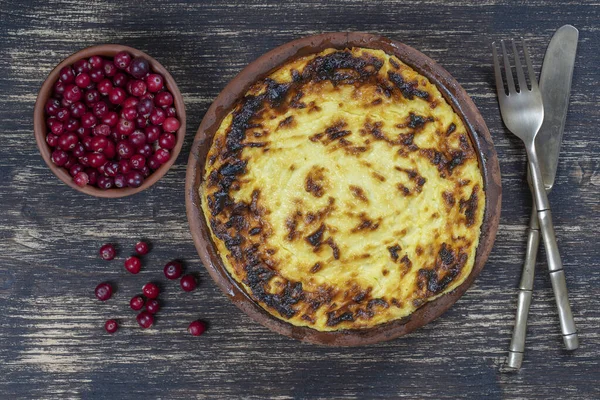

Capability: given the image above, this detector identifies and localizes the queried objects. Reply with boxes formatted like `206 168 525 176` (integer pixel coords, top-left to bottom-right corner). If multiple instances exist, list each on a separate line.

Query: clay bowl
34 44 186 198
186 32 502 346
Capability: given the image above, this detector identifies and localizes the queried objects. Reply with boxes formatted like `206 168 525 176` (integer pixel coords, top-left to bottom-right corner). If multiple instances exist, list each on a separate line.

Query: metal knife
507 25 579 370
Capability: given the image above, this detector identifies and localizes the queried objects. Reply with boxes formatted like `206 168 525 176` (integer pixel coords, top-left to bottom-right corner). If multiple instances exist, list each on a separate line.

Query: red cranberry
88 153 107 168
102 111 119 127
154 148 171 164
97 176 114 190
114 51 132 70
145 299 160 314
129 154 146 170
155 91 173 107
104 140 116 159
69 102 85 119
135 241 149 255
129 130 146 147
117 141 134 158
58 133 79 151
149 108 166 125
121 107 138 121
84 89 100 105
97 163 107 176
90 136 108 152
69 163 84 176
147 156 161 170
59 66 75 83
97 78 113 95
130 295 145 311
122 96 139 109
64 155 77 169
89 69 105 83
124 256 141 274
118 159 132 174
114 174 126 188
112 72 128 87
163 117 180 133
64 84 82 103
51 149 69 166
135 116 148 128
142 282 160 299
95 282 113 301
72 144 86 159
89 55 103 69
65 119 80 132
48 119 64 135
136 311 154 329
93 124 111 137
140 166 151 177
137 144 153 157
109 87 126 105
55 108 69 123
129 80 147 97
73 171 89 187
46 134 59 147
104 161 119 177
75 73 91 88
45 98 61 115
146 74 164 92
73 59 91 74
164 261 183 280
103 60 117 77
82 136 93 151
180 274 197 292
60 97 72 108
166 106 177 117
126 171 144 188
130 57 150 79
188 320 206 336
91 101 108 118
53 80 67 96
158 133 176 150
136 98 154 116
81 112 97 129
145 126 161 143
116 119 135 136
86 169 98 185
99 243 116 261
104 319 118 334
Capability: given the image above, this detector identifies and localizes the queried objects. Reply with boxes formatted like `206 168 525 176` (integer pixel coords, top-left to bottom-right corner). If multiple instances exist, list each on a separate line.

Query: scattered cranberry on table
142 282 160 299
99 243 116 260
164 260 183 280
145 299 160 314
124 255 142 274
188 320 206 336
130 295 145 311
95 282 113 301
104 319 118 334
136 311 154 329
45 51 180 190
180 274 197 292
135 241 149 255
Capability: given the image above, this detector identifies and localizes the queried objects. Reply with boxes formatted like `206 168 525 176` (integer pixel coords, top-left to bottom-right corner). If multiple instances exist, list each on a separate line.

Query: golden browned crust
200 48 485 331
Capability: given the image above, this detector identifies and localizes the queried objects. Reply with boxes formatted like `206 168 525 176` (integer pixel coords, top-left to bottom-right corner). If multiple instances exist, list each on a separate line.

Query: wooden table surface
1 0 599 398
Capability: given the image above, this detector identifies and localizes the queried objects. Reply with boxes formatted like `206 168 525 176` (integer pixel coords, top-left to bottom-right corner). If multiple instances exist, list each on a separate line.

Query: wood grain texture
0 0 598 398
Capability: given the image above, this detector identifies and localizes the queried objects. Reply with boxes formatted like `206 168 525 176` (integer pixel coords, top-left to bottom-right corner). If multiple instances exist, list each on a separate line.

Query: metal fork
492 39 578 357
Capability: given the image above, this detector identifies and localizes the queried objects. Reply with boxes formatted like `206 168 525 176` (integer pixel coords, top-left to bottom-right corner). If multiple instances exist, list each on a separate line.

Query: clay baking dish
33 44 186 198
186 32 501 346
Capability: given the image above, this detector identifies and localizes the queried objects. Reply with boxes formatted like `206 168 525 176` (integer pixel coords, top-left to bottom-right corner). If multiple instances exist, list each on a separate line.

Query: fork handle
507 207 539 369
527 147 579 350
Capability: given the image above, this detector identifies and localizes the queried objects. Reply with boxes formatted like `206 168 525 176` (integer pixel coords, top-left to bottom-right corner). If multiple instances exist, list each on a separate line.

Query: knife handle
538 209 579 350
507 207 539 369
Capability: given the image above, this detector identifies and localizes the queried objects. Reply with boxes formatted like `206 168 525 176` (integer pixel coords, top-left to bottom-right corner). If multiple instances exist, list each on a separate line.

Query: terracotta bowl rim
33 44 186 198
185 32 502 346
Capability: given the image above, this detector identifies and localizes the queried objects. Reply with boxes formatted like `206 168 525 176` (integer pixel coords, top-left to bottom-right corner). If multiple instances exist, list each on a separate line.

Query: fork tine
521 38 538 88
492 42 506 98
511 40 528 91
501 40 516 94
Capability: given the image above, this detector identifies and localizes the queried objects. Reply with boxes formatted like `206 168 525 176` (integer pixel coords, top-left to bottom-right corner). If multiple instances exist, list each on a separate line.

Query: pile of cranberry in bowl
34 45 186 197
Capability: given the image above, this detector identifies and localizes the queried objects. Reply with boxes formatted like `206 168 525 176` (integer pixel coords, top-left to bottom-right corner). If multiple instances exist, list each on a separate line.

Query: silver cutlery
492 37 578 360
506 25 579 370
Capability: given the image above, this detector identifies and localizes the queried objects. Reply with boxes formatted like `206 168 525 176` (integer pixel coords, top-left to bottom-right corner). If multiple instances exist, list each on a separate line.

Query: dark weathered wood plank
0 0 598 398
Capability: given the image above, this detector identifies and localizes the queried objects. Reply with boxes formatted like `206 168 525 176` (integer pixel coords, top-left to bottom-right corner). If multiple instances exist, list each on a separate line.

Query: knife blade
538 24 579 190
507 25 579 370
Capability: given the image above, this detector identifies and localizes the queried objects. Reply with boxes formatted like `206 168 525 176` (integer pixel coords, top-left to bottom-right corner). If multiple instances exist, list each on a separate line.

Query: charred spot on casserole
200 48 485 331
